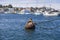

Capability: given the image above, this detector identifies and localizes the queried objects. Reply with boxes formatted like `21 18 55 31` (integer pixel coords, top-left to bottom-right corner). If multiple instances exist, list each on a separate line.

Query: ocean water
0 13 60 40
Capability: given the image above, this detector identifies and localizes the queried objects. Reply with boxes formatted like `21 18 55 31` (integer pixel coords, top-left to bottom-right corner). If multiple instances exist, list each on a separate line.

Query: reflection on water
0 13 60 40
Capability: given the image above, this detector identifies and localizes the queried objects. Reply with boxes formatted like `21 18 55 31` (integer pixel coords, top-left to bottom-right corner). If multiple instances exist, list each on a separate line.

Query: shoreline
0 5 60 16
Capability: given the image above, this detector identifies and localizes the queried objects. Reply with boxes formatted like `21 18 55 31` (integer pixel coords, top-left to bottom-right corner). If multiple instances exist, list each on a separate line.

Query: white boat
34 10 42 15
43 11 58 16
34 12 41 15
20 9 31 14
4 8 16 14
0 8 4 13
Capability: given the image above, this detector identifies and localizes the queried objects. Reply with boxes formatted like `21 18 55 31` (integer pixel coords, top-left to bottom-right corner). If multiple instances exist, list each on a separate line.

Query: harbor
0 5 60 16
0 0 60 40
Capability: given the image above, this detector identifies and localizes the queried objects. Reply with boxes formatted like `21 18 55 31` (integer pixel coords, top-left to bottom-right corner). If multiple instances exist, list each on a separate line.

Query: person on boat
25 18 35 29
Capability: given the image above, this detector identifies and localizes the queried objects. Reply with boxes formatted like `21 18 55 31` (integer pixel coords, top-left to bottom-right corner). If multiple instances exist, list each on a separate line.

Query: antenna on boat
36 0 38 7
43 0 45 7
50 0 52 8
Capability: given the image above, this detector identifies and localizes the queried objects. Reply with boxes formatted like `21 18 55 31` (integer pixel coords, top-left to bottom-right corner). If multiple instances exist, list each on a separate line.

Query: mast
50 0 52 8
43 0 45 7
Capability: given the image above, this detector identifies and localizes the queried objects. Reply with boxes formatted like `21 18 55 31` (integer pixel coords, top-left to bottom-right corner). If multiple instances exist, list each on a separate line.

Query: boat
34 10 42 15
0 8 4 13
58 12 60 16
20 9 31 14
43 11 58 16
25 18 35 29
58 14 60 16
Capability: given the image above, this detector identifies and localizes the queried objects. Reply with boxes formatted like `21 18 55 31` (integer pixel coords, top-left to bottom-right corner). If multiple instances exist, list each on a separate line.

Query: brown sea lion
25 18 35 29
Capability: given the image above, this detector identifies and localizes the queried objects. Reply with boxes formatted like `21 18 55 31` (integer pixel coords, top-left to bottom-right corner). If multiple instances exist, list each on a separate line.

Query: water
0 13 60 40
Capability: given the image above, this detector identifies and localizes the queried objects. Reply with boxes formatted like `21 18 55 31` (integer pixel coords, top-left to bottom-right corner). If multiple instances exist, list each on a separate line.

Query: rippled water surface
0 13 60 40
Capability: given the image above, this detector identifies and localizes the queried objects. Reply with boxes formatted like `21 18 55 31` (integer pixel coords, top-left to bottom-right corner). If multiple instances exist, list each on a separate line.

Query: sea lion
25 18 35 29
